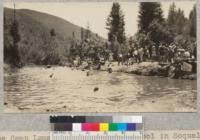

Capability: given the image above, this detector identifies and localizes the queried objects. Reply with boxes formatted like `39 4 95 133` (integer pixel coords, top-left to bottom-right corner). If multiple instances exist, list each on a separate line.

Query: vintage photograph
3 1 197 113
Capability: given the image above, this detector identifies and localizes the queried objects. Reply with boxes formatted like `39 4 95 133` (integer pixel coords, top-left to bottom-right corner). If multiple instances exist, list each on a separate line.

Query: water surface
4 66 197 112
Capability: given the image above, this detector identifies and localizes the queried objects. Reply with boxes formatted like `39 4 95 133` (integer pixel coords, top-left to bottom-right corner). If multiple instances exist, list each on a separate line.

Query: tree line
106 2 196 60
7 2 196 67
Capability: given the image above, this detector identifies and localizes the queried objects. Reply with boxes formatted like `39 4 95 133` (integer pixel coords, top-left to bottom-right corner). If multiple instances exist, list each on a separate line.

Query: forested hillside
4 8 104 65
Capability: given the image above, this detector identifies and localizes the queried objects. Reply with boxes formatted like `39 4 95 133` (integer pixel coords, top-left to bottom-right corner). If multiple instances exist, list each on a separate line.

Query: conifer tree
106 2 126 44
138 2 164 34
167 2 177 27
189 5 196 38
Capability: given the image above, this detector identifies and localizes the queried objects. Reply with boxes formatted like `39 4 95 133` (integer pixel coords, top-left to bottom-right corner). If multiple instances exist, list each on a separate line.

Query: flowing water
4 66 197 112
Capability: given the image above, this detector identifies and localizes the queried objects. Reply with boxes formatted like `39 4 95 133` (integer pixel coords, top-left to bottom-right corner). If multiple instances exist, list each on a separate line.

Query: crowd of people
69 37 197 69
115 42 197 66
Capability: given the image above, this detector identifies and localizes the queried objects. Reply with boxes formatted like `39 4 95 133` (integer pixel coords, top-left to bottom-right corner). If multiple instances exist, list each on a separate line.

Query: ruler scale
50 116 143 140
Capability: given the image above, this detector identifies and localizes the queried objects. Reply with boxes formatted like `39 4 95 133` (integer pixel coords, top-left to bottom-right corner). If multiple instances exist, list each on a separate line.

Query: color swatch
50 116 142 123
50 116 143 132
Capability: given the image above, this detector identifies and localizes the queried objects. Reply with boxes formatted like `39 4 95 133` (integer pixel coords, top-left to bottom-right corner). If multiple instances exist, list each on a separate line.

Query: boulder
181 62 192 72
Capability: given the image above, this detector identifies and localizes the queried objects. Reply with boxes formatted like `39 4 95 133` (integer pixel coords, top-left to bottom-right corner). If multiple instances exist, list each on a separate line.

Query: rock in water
63 105 67 108
93 87 99 92
49 73 54 78
86 71 90 76
47 65 51 68
108 68 112 73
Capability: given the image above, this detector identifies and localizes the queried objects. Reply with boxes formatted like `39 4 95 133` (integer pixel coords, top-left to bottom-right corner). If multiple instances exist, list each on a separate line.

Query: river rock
93 87 99 92
182 74 197 80
131 62 162 76
182 62 192 72
46 65 51 68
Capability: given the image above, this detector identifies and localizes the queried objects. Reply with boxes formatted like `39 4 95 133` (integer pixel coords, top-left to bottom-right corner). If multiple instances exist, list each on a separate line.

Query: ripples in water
4 66 197 112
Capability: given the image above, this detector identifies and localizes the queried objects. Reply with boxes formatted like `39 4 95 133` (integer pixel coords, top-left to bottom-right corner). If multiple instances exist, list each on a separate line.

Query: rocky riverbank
99 61 197 80
4 60 197 80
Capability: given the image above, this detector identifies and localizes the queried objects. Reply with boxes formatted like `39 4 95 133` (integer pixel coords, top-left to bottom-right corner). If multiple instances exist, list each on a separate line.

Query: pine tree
189 5 196 38
176 8 187 34
167 2 177 26
106 2 126 44
138 2 164 34
167 3 189 36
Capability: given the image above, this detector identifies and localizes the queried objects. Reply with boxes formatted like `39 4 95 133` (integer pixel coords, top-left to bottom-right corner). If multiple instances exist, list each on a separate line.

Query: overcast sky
4 1 196 39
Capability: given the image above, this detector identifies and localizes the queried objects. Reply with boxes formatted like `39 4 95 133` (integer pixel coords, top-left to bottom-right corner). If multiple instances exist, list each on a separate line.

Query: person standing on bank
159 43 165 63
138 47 144 62
151 44 157 60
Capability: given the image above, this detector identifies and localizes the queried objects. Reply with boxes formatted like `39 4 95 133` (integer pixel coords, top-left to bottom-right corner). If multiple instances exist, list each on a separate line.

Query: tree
167 2 177 27
85 22 91 39
10 21 20 44
189 5 196 38
110 35 121 60
137 2 167 53
134 32 153 49
167 3 189 36
106 2 126 44
148 19 174 46
138 2 164 34
176 8 187 34
10 21 21 66
72 31 75 38
50 28 56 36
81 27 84 41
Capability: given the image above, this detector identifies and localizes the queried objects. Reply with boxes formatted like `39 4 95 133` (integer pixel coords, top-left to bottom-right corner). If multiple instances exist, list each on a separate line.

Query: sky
4 1 196 39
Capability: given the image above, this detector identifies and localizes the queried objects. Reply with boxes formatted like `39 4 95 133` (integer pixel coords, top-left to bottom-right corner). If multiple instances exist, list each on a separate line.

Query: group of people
116 47 148 66
70 35 196 69
114 42 196 66
158 42 196 64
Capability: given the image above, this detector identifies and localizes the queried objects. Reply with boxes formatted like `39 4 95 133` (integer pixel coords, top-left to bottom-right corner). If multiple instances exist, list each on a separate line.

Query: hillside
4 8 105 65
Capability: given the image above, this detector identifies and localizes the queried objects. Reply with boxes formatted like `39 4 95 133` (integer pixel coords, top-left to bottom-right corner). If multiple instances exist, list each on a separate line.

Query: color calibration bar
50 116 143 132
50 116 143 140
50 116 142 123
51 122 142 132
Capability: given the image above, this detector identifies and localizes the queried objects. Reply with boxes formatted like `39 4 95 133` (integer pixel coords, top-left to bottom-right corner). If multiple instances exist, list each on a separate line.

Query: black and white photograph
3 1 197 113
